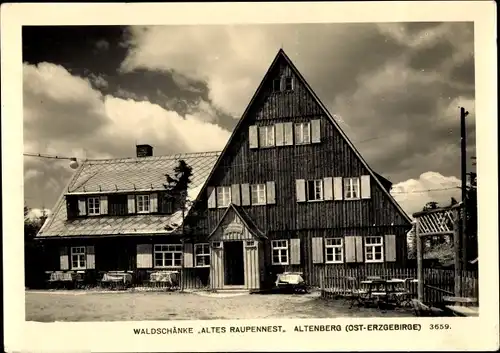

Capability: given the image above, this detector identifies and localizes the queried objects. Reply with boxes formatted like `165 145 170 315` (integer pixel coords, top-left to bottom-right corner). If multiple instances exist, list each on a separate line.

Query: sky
22 23 476 217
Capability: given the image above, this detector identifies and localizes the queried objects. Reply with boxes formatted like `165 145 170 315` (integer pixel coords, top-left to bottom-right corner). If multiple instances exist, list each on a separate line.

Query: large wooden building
36 49 412 290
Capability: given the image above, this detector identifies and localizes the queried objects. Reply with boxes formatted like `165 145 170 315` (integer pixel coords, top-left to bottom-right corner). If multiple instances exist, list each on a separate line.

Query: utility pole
460 107 469 272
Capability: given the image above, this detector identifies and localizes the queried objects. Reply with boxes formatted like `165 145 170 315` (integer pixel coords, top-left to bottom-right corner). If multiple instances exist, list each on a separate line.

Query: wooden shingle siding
60 246 69 270
127 195 135 214
86 245 95 269
136 244 152 268
100 196 108 215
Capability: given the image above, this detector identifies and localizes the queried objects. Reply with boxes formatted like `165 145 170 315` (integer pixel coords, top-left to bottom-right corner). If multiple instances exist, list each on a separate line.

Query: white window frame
283 76 294 91
250 184 267 205
216 186 231 208
325 238 344 263
194 243 210 268
245 240 257 248
136 194 150 213
344 177 360 200
295 122 311 145
71 246 86 270
212 241 223 249
307 179 323 201
154 244 183 268
259 125 275 148
87 197 100 216
365 236 384 263
271 240 289 265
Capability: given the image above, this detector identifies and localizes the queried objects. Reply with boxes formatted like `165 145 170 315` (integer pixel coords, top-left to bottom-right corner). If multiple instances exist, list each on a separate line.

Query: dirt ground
25 290 415 322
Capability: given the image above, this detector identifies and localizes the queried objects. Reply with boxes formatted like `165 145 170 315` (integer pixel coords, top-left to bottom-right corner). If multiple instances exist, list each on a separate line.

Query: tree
24 204 47 288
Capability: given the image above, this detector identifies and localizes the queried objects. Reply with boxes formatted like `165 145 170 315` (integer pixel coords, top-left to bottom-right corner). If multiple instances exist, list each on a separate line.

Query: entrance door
224 241 244 286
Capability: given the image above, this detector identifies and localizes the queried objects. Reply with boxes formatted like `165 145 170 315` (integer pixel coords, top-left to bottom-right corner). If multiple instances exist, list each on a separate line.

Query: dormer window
137 194 150 213
87 197 100 215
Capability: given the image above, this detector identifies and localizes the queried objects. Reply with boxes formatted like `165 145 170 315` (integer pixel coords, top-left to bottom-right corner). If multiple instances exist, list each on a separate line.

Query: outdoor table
360 279 410 307
149 270 179 288
445 305 479 317
101 271 133 288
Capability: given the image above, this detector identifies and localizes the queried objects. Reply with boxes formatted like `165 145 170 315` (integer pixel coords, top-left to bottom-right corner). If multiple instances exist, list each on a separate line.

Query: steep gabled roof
190 49 412 224
37 151 220 238
208 203 267 240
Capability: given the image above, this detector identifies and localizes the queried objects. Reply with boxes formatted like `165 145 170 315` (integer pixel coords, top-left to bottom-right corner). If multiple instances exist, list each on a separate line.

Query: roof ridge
83 150 222 164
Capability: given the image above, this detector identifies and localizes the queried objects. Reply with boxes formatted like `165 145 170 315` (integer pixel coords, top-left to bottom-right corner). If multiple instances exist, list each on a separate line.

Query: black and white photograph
2 2 498 352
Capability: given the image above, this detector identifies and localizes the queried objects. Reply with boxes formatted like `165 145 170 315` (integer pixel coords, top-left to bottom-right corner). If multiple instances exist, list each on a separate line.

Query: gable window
154 244 182 267
194 243 210 267
217 186 231 208
272 78 282 92
251 184 267 205
271 240 289 265
137 194 150 213
295 122 311 144
307 179 323 201
71 246 86 270
87 197 100 215
259 125 275 148
325 238 343 263
284 76 294 91
365 236 384 263
344 177 360 200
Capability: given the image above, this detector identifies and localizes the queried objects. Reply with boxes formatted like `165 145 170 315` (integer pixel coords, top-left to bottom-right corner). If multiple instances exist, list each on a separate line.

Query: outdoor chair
345 277 368 308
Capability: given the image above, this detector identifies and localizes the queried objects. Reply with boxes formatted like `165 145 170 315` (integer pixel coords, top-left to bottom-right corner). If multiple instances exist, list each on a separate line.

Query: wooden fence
321 267 478 306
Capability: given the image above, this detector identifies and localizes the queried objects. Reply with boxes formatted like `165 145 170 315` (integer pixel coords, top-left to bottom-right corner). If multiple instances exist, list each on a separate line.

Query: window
245 240 256 248
272 78 282 92
271 240 289 265
194 243 210 267
87 197 100 215
259 125 275 148
325 238 343 263
217 186 231 208
71 246 86 269
295 122 311 144
154 244 182 267
251 184 267 205
344 177 360 200
284 76 294 91
212 241 223 249
365 236 384 263
307 179 323 201
137 194 150 213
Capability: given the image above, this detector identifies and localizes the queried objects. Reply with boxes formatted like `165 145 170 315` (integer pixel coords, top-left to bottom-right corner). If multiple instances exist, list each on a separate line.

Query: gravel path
25 290 414 322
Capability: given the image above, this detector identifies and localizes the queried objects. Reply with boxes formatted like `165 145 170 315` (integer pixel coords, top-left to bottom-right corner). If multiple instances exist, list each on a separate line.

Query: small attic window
272 78 282 92
284 76 294 91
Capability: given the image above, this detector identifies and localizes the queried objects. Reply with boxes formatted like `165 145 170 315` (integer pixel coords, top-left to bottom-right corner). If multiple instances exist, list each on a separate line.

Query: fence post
319 266 325 291
416 221 424 302
453 208 462 297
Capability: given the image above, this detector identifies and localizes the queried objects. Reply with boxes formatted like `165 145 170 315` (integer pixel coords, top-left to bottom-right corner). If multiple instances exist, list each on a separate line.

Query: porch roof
208 203 267 240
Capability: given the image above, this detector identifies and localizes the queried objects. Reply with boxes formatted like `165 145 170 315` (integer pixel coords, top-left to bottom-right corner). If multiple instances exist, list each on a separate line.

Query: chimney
136 144 153 158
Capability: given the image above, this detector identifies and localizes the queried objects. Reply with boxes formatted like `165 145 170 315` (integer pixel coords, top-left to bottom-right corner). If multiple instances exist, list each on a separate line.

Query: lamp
69 158 79 169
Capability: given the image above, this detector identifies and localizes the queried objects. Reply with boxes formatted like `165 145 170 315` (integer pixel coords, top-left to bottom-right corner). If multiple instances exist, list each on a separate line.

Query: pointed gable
190 49 411 229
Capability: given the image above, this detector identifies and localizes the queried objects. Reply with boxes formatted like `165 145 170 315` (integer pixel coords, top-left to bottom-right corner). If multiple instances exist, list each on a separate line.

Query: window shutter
333 177 343 200
266 181 276 204
361 175 371 199
355 236 364 263
184 243 194 268
296 179 306 202
241 183 251 206
249 125 258 149
99 196 108 215
127 195 135 214
207 186 216 209
150 193 158 212
311 119 321 143
311 237 324 263
136 244 152 268
231 184 241 206
78 198 86 216
290 238 301 265
323 177 333 201
284 122 293 145
86 245 95 269
59 246 69 270
345 237 356 263
275 123 284 146
385 234 397 262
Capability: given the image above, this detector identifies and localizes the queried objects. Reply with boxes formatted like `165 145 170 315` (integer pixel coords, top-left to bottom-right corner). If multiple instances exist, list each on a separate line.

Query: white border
1 2 498 352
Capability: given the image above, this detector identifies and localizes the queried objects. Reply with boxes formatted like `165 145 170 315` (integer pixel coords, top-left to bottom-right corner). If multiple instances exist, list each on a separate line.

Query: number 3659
430 324 451 330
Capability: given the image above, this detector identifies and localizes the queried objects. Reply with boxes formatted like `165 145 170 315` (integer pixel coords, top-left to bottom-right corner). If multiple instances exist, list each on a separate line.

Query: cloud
391 172 461 216
26 208 52 221
23 62 231 208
